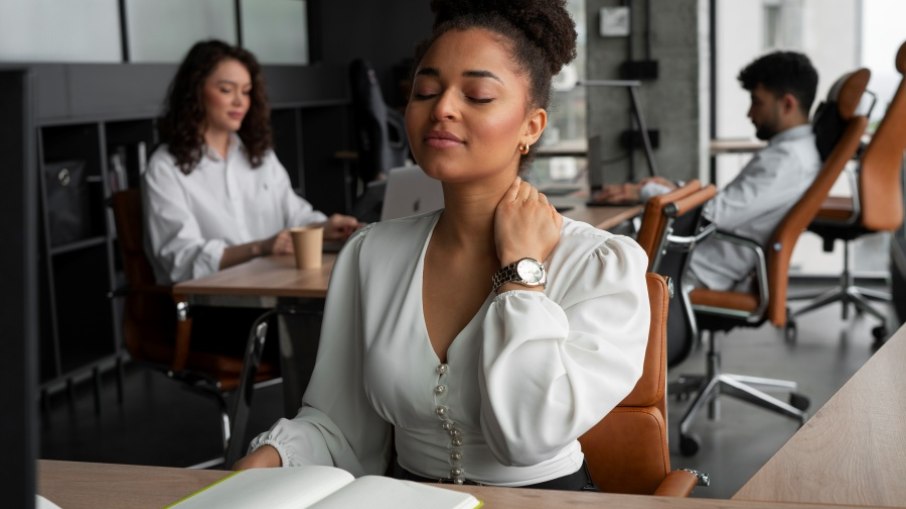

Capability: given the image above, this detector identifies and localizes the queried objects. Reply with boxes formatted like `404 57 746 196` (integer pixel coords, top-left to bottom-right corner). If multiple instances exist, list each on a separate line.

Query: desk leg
276 301 323 418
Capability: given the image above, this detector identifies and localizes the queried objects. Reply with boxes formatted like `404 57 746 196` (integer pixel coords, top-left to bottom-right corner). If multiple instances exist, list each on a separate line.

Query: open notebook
167 466 482 509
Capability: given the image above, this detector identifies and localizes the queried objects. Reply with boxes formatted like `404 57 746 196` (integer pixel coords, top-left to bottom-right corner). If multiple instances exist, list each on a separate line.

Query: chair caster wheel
871 325 888 345
789 392 810 412
679 433 700 456
784 321 797 343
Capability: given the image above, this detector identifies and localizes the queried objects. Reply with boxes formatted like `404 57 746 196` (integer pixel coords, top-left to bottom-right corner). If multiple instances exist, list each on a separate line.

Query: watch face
516 258 545 285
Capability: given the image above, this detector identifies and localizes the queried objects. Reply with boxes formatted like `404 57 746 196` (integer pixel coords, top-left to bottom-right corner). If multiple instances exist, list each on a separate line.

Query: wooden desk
173 254 336 432
734 323 906 507
564 202 644 231
174 253 335 302
37 459 886 509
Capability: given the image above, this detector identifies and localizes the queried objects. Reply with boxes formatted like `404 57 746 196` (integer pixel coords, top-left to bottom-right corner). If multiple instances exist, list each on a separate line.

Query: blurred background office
3 0 905 500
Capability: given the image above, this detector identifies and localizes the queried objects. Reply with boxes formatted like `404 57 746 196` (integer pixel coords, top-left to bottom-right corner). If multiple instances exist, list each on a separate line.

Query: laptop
380 165 444 221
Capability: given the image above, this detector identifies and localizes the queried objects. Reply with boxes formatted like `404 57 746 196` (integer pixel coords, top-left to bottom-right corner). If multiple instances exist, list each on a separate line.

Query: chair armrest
665 222 717 251
652 469 708 497
696 230 769 322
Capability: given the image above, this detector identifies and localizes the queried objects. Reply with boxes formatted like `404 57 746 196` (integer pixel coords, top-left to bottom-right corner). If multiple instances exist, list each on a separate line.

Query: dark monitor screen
0 68 38 509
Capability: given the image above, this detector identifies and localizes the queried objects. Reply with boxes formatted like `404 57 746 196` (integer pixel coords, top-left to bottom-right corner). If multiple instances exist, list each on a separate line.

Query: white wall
0 0 122 62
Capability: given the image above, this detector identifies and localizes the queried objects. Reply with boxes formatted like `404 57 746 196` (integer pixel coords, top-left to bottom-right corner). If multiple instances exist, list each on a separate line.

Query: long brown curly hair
159 40 272 174
413 0 577 171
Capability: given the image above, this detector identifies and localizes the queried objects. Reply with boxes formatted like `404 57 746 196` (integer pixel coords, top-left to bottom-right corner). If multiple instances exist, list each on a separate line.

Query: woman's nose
430 91 458 121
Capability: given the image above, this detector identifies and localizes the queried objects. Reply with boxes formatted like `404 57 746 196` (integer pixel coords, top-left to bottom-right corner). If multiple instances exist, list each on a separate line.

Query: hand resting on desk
590 176 677 205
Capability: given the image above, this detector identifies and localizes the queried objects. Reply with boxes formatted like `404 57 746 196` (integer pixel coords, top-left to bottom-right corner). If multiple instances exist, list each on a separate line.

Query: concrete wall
586 0 703 186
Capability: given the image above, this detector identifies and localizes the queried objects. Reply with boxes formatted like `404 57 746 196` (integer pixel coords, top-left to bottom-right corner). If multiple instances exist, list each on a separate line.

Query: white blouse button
441 421 453 431
450 428 461 439
451 467 463 477
450 450 462 461
434 384 447 395
435 405 448 417
436 364 448 375
451 436 463 447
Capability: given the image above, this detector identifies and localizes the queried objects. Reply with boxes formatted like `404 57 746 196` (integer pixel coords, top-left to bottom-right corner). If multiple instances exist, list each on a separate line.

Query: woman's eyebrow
414 67 503 83
463 70 502 83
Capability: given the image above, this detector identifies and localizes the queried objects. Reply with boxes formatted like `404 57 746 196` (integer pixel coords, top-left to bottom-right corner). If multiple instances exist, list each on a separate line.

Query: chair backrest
579 272 670 494
764 68 871 325
635 181 717 365
110 189 179 364
859 41 906 232
349 59 409 183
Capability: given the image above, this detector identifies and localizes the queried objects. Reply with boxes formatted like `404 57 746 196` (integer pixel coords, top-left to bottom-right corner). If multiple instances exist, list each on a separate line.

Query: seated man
596 51 820 291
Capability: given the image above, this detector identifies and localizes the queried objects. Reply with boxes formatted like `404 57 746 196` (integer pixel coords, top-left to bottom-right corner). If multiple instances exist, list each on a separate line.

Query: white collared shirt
688 124 820 290
250 211 650 486
142 135 327 283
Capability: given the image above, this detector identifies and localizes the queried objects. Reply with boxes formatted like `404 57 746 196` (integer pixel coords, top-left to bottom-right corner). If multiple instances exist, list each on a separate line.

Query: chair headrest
828 68 871 120
897 40 906 74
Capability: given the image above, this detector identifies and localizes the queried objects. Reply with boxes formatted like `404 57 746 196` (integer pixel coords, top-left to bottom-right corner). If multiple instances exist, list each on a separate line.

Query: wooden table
173 253 337 458
38 459 893 509
174 253 335 303
564 202 644 231
733 322 906 507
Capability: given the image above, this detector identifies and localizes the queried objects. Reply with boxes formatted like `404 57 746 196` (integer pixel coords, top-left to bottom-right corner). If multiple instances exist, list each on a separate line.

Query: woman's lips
424 131 463 148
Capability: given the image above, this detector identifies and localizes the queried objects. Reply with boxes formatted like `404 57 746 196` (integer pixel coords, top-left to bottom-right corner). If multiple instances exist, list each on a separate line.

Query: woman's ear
523 107 548 147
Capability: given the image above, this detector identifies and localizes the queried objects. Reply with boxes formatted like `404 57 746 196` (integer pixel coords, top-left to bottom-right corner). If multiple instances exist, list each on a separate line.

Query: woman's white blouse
142 135 327 283
250 210 649 486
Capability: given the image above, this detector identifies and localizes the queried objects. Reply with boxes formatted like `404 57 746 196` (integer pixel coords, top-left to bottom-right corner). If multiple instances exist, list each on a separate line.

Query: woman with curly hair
143 40 360 284
236 1 649 491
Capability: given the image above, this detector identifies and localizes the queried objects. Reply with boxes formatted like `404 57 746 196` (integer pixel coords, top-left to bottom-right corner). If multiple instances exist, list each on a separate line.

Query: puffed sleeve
478 231 649 466
268 154 328 227
142 153 226 283
248 224 392 476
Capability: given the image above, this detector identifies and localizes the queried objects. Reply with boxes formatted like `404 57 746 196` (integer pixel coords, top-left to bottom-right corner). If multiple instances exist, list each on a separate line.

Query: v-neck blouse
251 210 650 486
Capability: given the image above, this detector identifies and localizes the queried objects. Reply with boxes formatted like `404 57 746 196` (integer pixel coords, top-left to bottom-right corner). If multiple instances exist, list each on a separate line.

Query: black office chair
349 59 410 184
792 42 906 345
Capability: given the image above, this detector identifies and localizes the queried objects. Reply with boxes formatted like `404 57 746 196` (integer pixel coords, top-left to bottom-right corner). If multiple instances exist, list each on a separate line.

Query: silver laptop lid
380 165 444 221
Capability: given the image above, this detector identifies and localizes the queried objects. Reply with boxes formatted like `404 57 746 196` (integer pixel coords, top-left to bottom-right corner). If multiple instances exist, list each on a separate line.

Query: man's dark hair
738 51 819 116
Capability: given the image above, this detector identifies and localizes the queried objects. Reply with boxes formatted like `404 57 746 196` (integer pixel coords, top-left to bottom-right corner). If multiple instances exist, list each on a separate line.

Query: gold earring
520 143 530 155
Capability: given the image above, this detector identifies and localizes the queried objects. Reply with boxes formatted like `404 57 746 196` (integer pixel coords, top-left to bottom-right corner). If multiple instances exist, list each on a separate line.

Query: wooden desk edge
38 459 897 509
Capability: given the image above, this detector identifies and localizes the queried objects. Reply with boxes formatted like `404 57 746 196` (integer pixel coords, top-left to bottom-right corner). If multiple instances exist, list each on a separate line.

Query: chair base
789 237 892 342
672 332 809 457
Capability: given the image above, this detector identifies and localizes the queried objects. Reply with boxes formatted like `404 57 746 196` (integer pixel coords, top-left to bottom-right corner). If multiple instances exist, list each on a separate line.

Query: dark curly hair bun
430 0 577 76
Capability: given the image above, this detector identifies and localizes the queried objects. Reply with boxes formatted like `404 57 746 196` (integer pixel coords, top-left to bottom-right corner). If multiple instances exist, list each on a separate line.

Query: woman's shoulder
145 145 180 177
556 217 647 265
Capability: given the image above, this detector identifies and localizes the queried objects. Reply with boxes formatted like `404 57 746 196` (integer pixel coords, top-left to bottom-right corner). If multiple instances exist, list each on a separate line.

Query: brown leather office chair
793 42 906 345
674 68 872 455
579 273 707 496
111 189 275 465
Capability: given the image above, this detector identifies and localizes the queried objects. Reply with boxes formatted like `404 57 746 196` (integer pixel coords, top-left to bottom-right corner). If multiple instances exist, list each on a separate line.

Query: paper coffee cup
290 226 323 269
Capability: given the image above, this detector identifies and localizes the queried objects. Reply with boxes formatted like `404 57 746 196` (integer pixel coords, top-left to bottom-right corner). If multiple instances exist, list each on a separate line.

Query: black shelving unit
28 62 351 408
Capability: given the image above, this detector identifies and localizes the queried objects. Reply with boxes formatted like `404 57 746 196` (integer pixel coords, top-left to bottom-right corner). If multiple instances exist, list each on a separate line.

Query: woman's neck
433 173 515 257
204 128 232 159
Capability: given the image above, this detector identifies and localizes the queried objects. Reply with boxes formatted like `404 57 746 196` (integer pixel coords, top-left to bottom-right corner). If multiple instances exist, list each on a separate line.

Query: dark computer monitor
0 68 38 509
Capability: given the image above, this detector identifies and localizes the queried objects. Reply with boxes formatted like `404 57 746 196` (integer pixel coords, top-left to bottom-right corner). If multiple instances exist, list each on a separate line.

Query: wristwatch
492 257 547 293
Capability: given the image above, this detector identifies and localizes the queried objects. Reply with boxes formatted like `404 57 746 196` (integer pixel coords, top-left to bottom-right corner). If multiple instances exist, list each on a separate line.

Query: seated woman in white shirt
143 40 360 285
234 0 650 491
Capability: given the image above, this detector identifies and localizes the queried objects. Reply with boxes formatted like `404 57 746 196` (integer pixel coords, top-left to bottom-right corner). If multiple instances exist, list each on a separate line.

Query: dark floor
39 280 897 500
